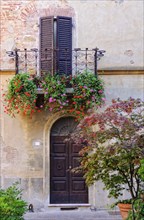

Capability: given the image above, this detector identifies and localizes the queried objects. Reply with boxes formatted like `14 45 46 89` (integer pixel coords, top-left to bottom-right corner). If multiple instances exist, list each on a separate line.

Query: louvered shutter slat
40 16 54 75
56 16 72 75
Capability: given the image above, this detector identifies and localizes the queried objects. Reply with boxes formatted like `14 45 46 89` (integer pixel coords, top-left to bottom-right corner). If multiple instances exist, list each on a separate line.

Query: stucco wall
0 74 143 209
0 0 143 70
70 0 144 70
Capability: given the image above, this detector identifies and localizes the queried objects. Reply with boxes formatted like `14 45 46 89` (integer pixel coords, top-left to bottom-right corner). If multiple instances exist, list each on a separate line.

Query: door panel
70 142 88 203
50 136 69 203
50 135 88 204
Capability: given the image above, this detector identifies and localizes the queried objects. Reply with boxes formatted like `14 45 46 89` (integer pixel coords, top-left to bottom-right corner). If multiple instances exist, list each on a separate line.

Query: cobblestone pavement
24 209 122 220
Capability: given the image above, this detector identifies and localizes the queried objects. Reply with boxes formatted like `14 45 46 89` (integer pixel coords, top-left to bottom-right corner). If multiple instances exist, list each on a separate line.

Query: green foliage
41 73 68 112
71 98 144 201
3 71 105 120
70 71 105 110
127 197 144 220
0 183 28 220
3 73 37 117
139 159 144 181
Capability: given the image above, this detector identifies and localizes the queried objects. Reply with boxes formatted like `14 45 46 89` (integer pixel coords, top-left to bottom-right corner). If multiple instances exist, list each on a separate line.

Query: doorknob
69 165 72 169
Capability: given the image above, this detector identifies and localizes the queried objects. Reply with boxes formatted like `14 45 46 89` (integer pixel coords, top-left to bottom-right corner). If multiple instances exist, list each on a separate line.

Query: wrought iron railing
6 48 105 76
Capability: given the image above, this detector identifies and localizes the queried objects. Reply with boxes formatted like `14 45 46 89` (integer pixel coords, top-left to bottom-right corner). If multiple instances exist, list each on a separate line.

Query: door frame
43 113 92 205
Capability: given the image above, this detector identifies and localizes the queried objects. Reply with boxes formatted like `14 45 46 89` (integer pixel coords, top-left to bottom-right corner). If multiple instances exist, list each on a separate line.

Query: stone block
31 178 43 195
3 177 21 188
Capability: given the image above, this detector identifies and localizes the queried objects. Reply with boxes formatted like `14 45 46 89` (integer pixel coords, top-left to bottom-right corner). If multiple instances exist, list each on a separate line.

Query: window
40 16 72 75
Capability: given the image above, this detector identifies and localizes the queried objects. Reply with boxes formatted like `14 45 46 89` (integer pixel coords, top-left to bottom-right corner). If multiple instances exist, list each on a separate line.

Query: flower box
2 72 105 119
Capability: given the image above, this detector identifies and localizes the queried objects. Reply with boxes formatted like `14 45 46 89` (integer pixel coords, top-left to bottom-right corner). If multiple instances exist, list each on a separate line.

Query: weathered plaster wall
0 76 62 208
70 0 144 70
0 0 143 70
0 74 143 209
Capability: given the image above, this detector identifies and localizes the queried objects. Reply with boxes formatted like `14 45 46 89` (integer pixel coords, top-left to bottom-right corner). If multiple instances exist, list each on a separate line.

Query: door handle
66 166 72 172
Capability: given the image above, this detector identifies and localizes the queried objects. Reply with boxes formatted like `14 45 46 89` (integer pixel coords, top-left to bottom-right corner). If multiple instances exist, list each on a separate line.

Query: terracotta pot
118 203 132 220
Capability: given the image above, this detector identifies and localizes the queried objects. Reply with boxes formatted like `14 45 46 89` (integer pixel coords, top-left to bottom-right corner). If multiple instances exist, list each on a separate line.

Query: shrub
0 183 28 220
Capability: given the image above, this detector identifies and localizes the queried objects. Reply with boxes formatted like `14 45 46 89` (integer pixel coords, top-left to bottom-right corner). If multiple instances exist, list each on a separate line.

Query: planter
36 88 74 108
36 93 44 108
3 72 105 117
37 88 44 94
66 88 74 94
36 88 74 94
118 203 132 220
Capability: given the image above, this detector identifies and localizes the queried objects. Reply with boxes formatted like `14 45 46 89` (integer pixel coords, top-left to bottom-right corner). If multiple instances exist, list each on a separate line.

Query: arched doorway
50 116 88 204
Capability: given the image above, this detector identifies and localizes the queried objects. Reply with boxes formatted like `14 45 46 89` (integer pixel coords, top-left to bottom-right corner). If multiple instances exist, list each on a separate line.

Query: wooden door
50 117 88 204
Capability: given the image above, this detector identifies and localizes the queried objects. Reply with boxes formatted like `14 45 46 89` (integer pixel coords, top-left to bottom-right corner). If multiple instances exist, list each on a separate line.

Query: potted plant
71 98 144 219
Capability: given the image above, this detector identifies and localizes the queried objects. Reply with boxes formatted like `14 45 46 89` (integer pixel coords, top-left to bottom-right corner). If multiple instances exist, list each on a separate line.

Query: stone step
24 217 122 219
24 217 122 220
24 210 122 220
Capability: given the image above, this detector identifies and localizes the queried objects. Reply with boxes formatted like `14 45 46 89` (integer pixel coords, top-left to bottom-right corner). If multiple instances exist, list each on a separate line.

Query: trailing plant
40 74 69 112
70 98 144 202
3 73 37 117
2 71 105 119
69 72 105 119
0 182 28 220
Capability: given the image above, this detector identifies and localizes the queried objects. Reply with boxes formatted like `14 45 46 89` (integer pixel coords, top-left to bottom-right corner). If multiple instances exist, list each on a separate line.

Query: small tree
71 98 144 201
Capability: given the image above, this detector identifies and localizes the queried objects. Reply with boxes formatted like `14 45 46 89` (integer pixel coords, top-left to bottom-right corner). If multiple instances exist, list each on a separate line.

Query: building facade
0 0 144 210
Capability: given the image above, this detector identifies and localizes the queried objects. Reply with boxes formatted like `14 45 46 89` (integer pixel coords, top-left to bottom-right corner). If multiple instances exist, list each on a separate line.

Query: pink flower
98 90 103 94
49 97 53 103
102 97 106 101
92 96 95 101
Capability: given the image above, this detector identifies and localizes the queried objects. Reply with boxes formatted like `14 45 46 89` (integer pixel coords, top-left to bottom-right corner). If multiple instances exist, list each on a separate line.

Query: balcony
4 47 106 119
6 47 105 76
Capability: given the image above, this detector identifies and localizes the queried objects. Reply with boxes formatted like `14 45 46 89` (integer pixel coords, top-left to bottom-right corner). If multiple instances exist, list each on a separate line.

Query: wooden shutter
56 16 72 76
40 16 54 75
